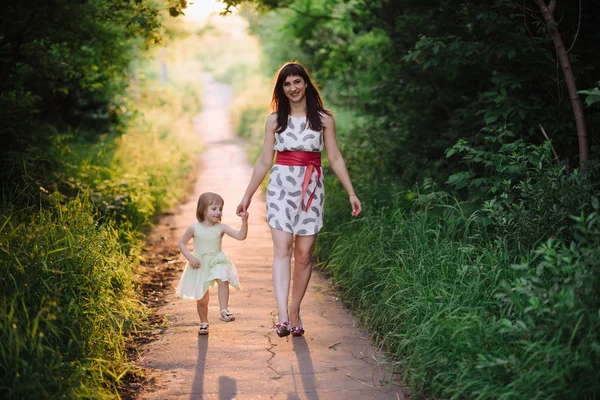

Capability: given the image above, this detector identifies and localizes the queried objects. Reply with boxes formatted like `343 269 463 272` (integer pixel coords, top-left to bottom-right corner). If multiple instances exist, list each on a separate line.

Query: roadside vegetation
2 0 598 398
0 2 203 397
226 0 600 398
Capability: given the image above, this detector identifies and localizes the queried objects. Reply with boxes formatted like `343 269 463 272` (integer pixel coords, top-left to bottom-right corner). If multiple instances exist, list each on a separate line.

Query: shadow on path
189 336 208 399
218 376 237 400
289 337 320 400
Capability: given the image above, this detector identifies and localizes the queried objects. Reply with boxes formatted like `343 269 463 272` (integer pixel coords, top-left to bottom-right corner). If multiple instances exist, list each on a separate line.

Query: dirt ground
132 74 409 400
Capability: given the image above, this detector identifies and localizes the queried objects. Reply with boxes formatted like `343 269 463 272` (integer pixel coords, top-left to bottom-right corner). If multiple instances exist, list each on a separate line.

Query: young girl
176 192 248 335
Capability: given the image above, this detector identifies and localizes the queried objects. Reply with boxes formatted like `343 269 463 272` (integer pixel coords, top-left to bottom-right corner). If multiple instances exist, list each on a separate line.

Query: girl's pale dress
175 222 241 300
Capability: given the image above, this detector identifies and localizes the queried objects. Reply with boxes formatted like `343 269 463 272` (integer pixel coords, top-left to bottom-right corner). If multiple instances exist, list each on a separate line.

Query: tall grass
317 193 600 399
0 17 204 397
0 198 141 398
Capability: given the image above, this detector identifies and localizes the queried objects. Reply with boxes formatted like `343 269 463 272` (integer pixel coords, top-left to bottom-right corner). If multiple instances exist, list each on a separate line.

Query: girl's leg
270 226 294 323
289 234 317 327
216 279 230 311
196 291 210 323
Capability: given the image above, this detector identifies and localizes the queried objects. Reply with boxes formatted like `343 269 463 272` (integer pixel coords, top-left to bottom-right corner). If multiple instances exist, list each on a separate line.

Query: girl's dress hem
175 222 241 301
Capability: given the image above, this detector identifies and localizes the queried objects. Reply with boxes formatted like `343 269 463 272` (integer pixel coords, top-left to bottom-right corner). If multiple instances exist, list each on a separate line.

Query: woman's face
282 75 307 103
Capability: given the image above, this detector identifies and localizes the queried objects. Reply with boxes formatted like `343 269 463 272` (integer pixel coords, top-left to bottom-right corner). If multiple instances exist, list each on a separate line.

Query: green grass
0 197 142 398
0 29 204 397
316 192 600 399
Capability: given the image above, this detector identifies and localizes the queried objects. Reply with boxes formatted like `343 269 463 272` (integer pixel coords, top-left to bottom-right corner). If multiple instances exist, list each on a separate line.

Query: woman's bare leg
289 234 317 327
196 291 210 323
270 226 294 323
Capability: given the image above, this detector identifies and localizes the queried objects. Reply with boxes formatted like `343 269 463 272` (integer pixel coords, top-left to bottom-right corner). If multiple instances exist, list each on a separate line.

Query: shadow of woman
290 337 320 400
189 336 209 400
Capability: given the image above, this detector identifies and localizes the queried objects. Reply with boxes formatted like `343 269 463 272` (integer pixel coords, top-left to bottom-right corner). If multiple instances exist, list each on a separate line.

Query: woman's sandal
219 309 235 322
291 314 305 337
275 321 291 337
198 322 209 336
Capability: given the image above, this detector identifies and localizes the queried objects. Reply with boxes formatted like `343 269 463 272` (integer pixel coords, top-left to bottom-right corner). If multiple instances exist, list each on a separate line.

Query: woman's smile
283 75 307 102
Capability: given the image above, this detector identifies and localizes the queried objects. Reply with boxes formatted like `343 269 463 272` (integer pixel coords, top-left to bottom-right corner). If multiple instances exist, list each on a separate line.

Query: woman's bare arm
322 114 362 216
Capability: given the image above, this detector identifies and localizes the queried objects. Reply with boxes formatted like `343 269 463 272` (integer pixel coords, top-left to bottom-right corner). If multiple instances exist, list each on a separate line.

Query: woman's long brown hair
271 62 331 134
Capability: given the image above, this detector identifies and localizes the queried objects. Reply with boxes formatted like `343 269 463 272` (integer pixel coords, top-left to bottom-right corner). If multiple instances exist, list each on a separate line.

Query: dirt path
136 74 408 400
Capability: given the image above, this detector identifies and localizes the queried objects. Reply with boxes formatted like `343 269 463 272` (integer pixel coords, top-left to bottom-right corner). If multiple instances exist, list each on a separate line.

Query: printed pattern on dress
267 116 324 235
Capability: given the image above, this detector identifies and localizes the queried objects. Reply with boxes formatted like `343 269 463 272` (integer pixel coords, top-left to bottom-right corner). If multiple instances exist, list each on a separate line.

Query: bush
493 199 600 398
446 134 596 256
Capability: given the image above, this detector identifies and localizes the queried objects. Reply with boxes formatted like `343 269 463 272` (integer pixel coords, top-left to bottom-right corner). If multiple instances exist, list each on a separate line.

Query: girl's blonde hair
196 192 224 222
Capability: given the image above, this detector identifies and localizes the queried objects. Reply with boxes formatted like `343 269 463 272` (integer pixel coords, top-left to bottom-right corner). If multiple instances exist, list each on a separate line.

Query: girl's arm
178 224 201 268
220 213 249 241
236 114 277 216
322 113 362 217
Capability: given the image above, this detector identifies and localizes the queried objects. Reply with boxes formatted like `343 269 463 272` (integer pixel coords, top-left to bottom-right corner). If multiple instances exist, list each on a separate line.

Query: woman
236 62 362 337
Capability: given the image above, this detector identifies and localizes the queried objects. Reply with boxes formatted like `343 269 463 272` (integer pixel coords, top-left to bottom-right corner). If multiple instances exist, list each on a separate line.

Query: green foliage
233 1 600 397
579 84 600 107
51 80 201 233
492 203 600 398
446 134 596 255
0 10 203 395
318 194 600 399
242 0 599 187
0 0 166 190
0 197 143 398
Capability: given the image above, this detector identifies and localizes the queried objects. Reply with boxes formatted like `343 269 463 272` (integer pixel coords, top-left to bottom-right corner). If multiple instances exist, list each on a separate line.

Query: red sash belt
275 151 322 212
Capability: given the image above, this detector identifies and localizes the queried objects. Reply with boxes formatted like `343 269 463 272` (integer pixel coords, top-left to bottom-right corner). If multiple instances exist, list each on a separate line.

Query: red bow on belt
275 151 322 212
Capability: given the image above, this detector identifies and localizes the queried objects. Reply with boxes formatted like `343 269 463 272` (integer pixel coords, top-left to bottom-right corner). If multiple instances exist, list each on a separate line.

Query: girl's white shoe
219 309 235 322
198 322 209 335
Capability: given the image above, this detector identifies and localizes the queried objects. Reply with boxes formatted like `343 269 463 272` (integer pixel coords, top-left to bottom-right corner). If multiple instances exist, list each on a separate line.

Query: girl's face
282 75 307 103
204 202 223 224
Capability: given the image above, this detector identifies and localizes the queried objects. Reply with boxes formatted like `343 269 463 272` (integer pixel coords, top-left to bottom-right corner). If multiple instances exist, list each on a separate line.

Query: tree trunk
536 0 589 170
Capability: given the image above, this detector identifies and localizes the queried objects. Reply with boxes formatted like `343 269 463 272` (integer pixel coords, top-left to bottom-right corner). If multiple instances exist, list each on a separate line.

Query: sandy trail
136 74 408 400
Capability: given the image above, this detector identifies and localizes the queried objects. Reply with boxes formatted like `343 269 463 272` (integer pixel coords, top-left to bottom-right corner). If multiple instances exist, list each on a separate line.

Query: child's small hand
189 256 201 269
241 211 249 222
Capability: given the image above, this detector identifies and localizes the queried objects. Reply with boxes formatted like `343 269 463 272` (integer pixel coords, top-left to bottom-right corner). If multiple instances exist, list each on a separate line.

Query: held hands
241 211 249 222
349 194 362 217
236 196 251 218
188 256 201 269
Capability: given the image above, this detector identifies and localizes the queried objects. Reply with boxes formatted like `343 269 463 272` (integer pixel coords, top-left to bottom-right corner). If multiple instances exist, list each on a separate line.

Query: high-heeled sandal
275 321 291 337
291 315 305 337
219 309 235 322
198 322 209 335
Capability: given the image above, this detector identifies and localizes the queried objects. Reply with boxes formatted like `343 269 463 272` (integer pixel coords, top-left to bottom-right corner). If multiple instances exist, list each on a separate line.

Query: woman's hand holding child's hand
236 197 251 217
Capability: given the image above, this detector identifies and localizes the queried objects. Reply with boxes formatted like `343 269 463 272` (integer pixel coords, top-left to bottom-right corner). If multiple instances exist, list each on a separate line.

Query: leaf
585 95 600 106
484 114 498 124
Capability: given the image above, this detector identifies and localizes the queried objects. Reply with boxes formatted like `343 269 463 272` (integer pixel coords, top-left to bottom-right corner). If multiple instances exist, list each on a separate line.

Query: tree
535 0 589 170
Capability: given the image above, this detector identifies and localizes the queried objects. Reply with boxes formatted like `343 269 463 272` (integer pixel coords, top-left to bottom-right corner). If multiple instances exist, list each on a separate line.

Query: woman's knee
273 242 293 259
294 246 313 266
